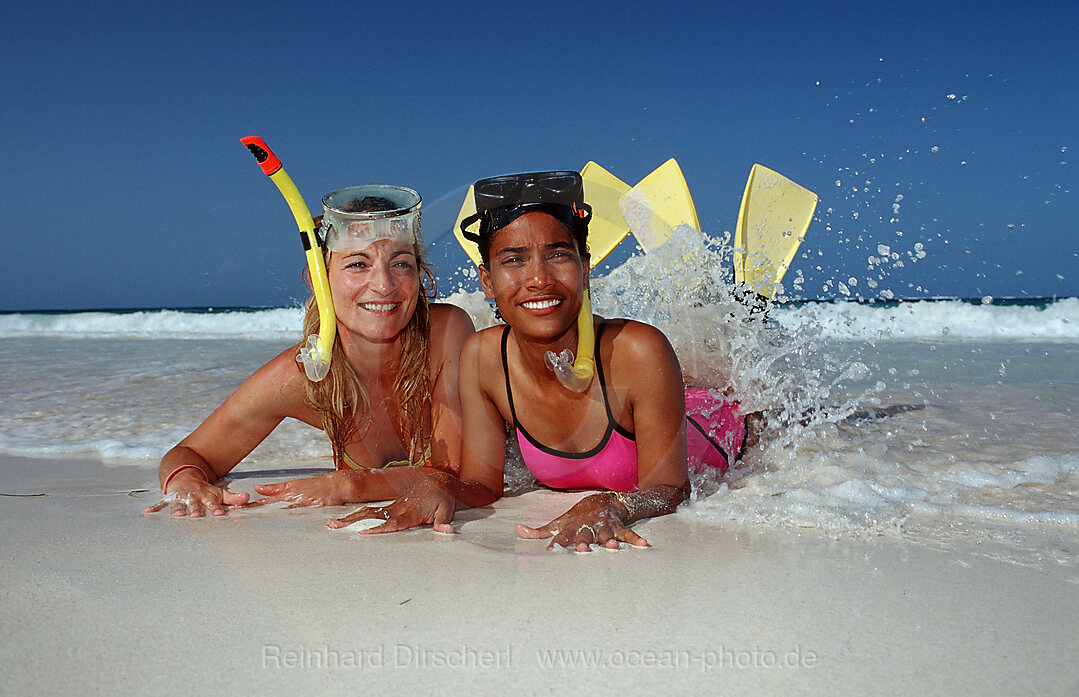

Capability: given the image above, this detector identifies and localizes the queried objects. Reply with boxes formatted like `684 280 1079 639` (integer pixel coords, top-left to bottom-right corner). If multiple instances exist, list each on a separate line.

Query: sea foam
3 298 1074 342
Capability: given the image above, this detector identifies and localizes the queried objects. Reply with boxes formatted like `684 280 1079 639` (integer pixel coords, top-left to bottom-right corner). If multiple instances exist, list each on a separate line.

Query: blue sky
1 0 1075 311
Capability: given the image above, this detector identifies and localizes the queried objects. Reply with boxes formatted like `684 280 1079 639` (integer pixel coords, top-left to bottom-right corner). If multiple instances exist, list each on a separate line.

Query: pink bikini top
502 325 639 492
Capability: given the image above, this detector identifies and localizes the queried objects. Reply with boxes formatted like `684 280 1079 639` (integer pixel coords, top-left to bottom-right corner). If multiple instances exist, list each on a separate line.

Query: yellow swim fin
734 164 818 298
580 161 632 264
453 185 483 267
619 158 701 252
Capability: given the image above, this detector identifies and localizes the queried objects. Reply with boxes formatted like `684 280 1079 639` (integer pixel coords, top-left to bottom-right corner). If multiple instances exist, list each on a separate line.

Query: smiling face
478 211 590 340
327 239 421 344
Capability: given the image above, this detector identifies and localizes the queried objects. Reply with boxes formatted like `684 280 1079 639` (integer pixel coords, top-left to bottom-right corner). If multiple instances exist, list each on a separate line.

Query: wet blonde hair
301 241 437 467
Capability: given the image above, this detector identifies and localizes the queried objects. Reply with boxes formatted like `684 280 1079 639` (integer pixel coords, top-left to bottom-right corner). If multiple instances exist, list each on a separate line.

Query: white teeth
360 302 399 312
522 299 561 310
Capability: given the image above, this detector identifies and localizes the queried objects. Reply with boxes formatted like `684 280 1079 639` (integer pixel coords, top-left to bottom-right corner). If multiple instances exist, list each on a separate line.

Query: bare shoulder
251 345 307 390
461 324 506 383
601 319 678 369
462 323 504 359
429 303 476 358
599 319 681 403
431 302 475 333
231 344 313 420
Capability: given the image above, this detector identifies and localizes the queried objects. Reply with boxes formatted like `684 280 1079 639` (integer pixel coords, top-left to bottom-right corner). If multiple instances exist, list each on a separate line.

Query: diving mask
459 171 592 243
472 171 585 211
320 185 421 252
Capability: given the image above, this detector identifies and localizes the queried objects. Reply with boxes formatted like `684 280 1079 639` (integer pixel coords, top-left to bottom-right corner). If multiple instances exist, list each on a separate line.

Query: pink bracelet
161 464 209 494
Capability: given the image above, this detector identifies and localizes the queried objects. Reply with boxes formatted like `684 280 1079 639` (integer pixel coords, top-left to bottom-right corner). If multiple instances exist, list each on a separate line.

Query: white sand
1 455 1077 695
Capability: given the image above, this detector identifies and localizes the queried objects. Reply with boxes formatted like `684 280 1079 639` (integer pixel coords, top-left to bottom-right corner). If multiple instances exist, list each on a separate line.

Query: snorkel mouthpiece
241 136 335 382
297 335 331 382
543 287 596 392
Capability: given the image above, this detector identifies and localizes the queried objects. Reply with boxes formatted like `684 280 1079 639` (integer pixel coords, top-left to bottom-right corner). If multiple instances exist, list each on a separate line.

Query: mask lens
474 177 522 210
534 174 581 200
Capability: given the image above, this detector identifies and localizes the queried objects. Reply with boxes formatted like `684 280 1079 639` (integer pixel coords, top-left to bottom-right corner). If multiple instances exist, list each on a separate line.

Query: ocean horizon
3 294 1076 343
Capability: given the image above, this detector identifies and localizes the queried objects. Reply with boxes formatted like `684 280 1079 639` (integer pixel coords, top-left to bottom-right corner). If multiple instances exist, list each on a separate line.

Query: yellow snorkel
241 136 335 382
548 286 596 392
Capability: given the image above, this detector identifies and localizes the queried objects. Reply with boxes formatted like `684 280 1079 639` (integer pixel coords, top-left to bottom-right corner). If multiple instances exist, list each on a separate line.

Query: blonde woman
146 186 473 519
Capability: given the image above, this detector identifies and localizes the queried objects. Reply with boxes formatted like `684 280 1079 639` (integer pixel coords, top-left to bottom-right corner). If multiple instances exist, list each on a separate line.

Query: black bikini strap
592 322 616 422
500 325 521 428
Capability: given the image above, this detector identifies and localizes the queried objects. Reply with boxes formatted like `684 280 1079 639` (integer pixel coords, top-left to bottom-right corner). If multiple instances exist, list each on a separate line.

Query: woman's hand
515 493 647 552
143 470 250 518
326 472 457 534
244 470 361 509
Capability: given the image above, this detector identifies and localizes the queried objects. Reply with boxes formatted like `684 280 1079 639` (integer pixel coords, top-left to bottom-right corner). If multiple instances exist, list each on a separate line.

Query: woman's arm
145 346 313 517
619 321 691 495
426 303 475 475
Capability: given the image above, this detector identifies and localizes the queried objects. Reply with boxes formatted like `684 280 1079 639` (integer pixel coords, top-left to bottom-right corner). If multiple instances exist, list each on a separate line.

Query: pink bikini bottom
684 388 746 473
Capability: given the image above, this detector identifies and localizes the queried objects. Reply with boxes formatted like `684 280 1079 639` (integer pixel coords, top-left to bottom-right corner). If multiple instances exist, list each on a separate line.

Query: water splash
445 224 889 499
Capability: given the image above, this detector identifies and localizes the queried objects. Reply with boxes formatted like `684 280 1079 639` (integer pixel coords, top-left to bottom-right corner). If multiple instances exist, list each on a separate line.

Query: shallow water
699 339 1079 525
1 232 1077 574
2 326 1077 573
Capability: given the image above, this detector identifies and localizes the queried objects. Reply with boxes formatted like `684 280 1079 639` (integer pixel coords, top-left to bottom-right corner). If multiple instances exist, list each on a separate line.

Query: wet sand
1 455 1076 695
